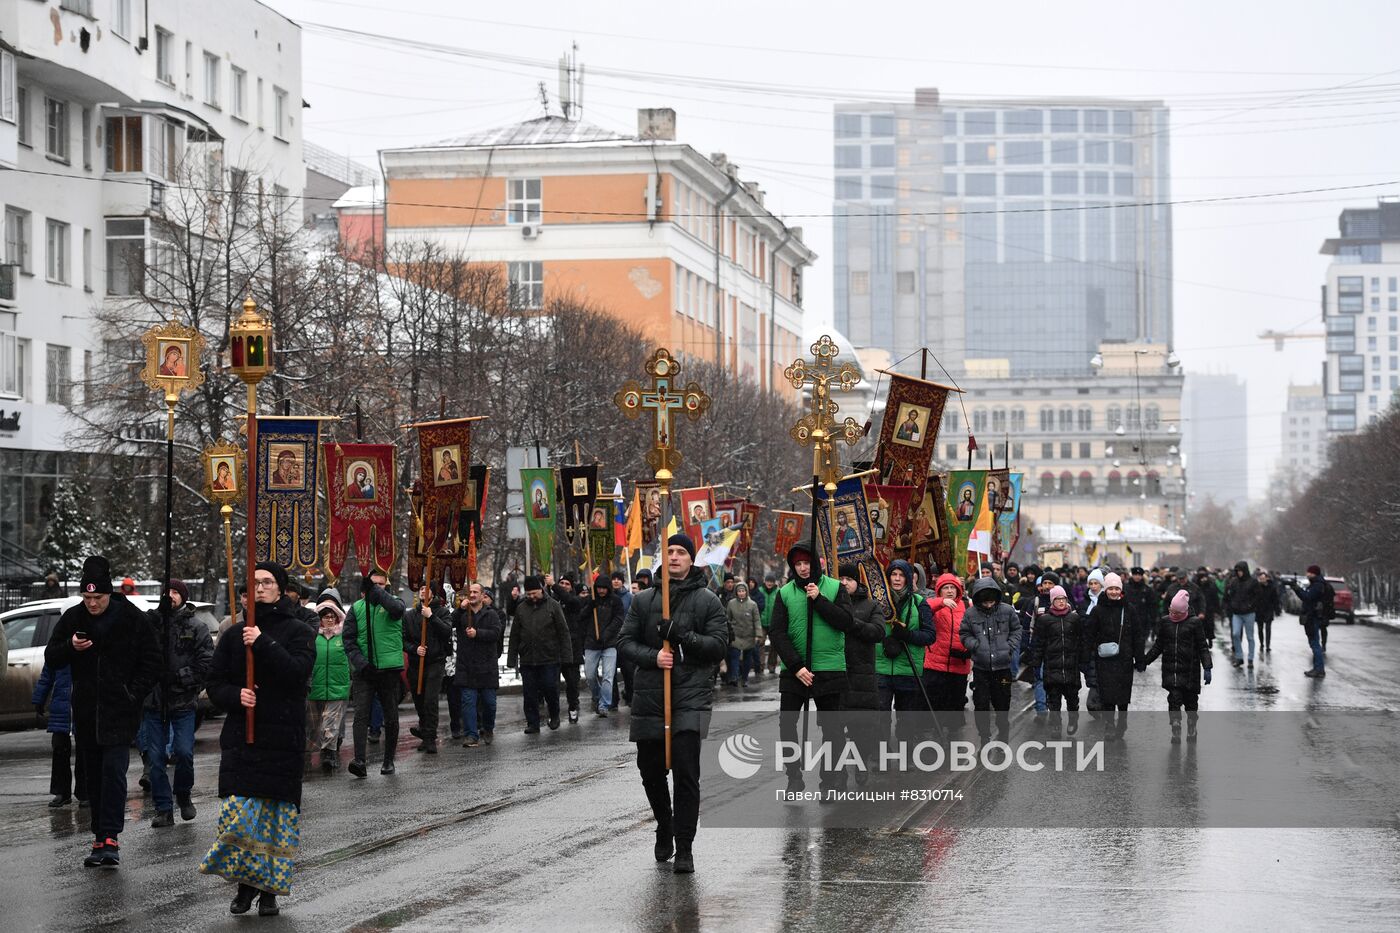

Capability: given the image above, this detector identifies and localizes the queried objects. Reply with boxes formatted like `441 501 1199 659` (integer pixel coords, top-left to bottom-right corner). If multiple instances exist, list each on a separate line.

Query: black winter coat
1086 598 1145 707
208 598 316 807
45 594 161 746
1225 567 1262 615
402 601 453 664
842 586 887 711
1255 582 1282 624
1123 580 1159 634
1028 610 1090 688
553 585 587 664
452 605 502 690
143 602 215 714
1143 616 1212 692
617 566 729 742
580 592 626 650
507 597 572 668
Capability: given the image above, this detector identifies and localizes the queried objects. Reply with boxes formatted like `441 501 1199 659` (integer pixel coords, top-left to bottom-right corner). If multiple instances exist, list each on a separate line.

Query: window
1052 171 1078 195
1079 443 1092 459
1084 140 1109 164
965 174 996 196
896 271 915 294
1050 139 1078 164
105 218 145 295
1079 471 1094 494
0 51 14 124
1126 405 1142 430
834 114 862 138
963 142 994 165
0 331 28 398
46 344 71 405
1039 407 1053 431
45 220 69 284
508 261 543 309
1050 109 1078 133
1041 442 1054 460
833 147 862 170
1085 172 1109 195
1077 407 1093 431
1084 109 1109 133
942 173 958 196
835 177 862 200
850 271 869 295
942 410 959 432
5 209 31 273
1006 173 1043 196
1145 405 1160 429
60 0 94 13
1059 472 1073 495
1107 471 1123 494
155 28 174 84
507 178 542 224
17 86 30 146
273 86 289 139
80 107 91 169
1338 276 1364 313
964 111 996 135
184 41 193 96
945 444 958 460
1006 141 1043 164
1114 141 1133 165
869 144 894 168
256 77 264 128
1003 109 1042 133
869 175 896 199
973 409 988 432
1040 472 1055 495
1012 443 1024 460
991 408 1007 432
1058 407 1073 431
1106 405 1122 430
1114 173 1133 196
1010 408 1026 432
82 228 91 291
203 52 221 108
1060 442 1072 460
104 114 141 173
45 97 69 161
112 0 132 38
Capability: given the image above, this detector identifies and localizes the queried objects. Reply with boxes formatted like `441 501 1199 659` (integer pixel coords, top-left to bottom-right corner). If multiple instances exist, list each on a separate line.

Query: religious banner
588 495 616 572
814 477 893 613
521 466 557 575
866 483 917 568
678 486 716 545
457 464 490 581
945 470 989 578
560 463 599 542
920 474 953 574
994 472 1023 560
256 417 322 571
695 518 741 568
737 501 764 557
636 481 664 552
873 371 956 490
773 510 807 558
323 441 396 578
414 417 480 557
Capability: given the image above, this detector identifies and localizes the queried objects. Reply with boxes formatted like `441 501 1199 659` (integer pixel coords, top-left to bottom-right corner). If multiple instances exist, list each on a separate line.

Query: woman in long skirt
200 562 315 916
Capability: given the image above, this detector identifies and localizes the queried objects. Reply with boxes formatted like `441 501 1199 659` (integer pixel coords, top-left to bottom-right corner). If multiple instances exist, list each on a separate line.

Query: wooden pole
222 505 236 637
244 384 257 744
659 476 673 771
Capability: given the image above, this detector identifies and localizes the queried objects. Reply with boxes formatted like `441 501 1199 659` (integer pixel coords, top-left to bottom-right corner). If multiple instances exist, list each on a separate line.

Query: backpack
1318 580 1336 622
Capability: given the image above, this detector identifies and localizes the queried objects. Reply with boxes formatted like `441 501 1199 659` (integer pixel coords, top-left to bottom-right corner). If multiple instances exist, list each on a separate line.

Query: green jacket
310 631 351 701
773 576 847 673
875 591 932 677
759 585 780 630
342 585 406 675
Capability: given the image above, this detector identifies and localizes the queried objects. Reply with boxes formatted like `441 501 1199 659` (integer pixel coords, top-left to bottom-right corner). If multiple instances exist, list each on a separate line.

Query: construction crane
1259 329 1325 351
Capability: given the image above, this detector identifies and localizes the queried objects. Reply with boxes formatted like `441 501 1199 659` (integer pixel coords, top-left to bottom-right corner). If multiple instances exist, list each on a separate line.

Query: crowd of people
24 543 1335 901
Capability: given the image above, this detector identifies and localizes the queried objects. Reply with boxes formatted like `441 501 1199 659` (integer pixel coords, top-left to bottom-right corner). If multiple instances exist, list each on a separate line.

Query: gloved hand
1135 663 1147 673
158 593 173 617
361 576 376 599
882 636 902 659
1203 669 1212 686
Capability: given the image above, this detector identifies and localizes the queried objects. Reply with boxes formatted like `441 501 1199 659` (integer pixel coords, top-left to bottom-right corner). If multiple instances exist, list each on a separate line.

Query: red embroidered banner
773 510 807 559
866 483 917 569
677 486 716 546
417 418 476 555
323 442 396 577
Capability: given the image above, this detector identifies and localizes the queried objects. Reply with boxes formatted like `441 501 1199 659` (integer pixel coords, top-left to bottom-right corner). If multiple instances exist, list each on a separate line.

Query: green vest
875 592 925 677
310 632 351 701
760 587 779 630
779 576 845 672
352 598 404 671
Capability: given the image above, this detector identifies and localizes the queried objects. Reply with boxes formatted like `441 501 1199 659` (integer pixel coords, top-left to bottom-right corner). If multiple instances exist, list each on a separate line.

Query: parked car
0 595 220 730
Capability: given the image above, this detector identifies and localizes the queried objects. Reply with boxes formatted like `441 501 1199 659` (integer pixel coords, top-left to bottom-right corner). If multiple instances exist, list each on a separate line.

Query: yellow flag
626 487 642 551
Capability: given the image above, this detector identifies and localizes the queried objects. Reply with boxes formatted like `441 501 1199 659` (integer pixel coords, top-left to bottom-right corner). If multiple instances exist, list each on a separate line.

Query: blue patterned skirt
198 796 300 895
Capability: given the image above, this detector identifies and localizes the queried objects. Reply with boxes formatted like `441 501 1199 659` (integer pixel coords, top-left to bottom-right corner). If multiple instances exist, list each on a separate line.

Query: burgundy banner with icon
324 442 396 578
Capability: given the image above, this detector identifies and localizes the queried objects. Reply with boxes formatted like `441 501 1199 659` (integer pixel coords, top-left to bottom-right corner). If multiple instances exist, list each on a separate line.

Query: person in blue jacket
33 661 86 808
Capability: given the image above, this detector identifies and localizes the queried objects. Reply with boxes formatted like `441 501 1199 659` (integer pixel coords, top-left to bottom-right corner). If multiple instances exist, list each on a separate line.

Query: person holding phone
44 556 161 869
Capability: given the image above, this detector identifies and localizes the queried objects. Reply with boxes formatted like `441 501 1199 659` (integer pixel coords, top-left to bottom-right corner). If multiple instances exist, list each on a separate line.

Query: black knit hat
838 561 860 580
79 556 112 595
255 561 289 597
667 533 696 560
167 579 190 603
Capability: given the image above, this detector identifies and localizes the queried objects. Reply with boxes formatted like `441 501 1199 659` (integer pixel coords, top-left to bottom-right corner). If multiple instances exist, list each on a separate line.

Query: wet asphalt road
3 613 1400 932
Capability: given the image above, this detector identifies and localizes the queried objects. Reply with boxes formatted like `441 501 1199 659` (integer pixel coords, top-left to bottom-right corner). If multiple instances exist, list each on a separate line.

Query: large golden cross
613 348 711 485
785 335 862 489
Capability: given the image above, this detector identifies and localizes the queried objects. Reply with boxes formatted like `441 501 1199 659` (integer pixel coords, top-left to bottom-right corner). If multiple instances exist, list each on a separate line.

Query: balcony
0 264 15 305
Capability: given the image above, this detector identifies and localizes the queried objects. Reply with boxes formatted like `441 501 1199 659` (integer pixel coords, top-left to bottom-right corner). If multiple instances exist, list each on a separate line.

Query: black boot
258 891 280 916
48 794 71 808
1170 722 1181 745
230 884 257 914
673 839 695 874
1186 715 1199 743
654 826 674 862
177 795 197 821
643 780 674 861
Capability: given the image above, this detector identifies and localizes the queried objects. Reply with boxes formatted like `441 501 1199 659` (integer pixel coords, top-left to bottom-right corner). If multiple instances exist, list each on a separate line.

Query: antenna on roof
558 42 583 121
537 81 550 117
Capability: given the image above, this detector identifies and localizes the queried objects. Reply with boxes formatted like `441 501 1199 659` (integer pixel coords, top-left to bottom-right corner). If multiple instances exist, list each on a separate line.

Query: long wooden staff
245 399 257 744
661 483 674 770
417 547 435 694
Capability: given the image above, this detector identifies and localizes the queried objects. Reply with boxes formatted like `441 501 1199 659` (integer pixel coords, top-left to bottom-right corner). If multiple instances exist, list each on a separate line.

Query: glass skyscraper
833 88 1173 377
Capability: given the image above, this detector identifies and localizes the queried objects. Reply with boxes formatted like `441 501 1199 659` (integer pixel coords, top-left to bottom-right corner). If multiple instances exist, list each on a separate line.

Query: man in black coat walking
403 583 453 753
45 556 161 868
453 583 503 747
142 578 214 827
617 533 729 875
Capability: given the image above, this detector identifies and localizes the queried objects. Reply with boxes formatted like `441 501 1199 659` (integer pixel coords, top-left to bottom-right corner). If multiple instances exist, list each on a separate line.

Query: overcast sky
279 0 1400 500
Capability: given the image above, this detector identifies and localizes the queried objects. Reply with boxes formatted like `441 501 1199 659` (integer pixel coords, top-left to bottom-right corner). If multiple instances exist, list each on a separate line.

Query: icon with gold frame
202 439 245 505
140 320 206 401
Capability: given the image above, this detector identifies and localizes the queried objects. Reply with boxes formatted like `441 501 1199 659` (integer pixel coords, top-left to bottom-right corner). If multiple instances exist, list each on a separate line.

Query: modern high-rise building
833 88 1172 378
1268 383 1326 504
1319 199 1400 435
1181 373 1249 512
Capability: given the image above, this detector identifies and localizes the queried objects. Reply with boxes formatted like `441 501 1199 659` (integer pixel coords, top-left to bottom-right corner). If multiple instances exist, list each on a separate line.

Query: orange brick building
378 109 814 391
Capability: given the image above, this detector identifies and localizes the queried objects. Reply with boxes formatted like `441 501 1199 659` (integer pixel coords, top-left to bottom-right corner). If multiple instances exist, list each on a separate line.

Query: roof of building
305 141 378 187
332 185 382 210
431 115 632 149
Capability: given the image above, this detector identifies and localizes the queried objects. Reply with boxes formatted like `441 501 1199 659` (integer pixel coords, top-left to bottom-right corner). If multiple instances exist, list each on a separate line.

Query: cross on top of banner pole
784 335 862 488
613 348 711 483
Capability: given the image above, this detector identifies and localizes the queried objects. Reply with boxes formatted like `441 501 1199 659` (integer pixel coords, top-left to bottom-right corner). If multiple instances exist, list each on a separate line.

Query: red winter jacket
924 573 972 675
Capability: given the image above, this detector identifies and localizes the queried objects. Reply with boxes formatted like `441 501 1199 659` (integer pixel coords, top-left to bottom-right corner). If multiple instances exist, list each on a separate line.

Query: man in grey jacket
958 578 1022 744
